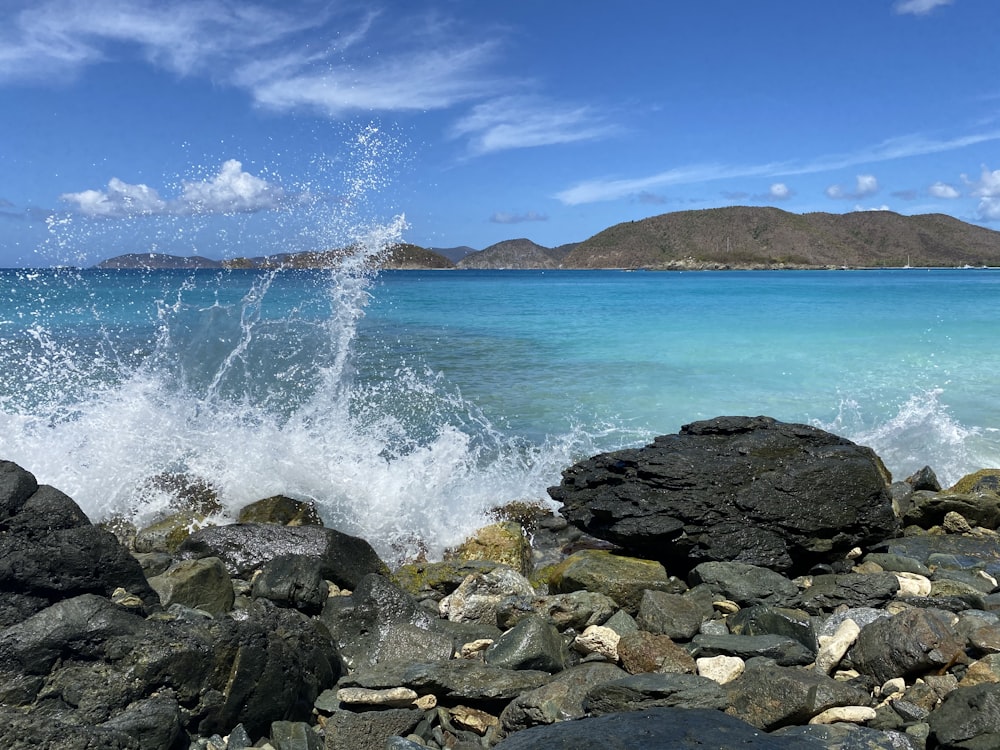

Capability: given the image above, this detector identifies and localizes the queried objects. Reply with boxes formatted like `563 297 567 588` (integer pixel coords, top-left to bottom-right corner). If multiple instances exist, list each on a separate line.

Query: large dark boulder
549 416 898 573
0 461 160 627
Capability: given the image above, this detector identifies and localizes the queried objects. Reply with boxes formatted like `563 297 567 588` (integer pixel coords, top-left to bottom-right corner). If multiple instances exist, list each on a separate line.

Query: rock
928 683 1000 749
270 720 323 750
392 559 500 602
691 633 815 666
492 707 816 749
499 590 618 631
815 618 861 674
98 695 184 750
689 560 801 607
960 654 1000 686
635 588 714 640
251 553 329 615
584 672 728 714
335 686 419 707
545 549 679 612
727 605 817 653
849 608 967 683
147 556 234 615
864 552 932 577
339 659 552 701
236 495 323 526
907 466 943 492
375 622 455 664
447 521 532 577
134 509 212 553
895 572 933 598
439 567 535 626
324 707 422 750
774 723 914 748
724 661 872 730
949 469 1000 496
797 572 901 614
320 574 431 670
903 491 1000 529
178 523 388 589
616 631 697 674
807 705 877 725
549 416 898 574
485 614 569 673
573 625 620 661
0 467 159 627
697 655 745 684
499 662 627 735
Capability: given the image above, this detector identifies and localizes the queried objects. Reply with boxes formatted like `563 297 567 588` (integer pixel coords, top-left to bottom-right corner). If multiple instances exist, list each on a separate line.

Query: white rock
895 572 932 598
814 618 860 674
574 625 620 661
881 677 906 697
808 706 876 725
439 568 535 624
337 686 419 707
696 655 745 684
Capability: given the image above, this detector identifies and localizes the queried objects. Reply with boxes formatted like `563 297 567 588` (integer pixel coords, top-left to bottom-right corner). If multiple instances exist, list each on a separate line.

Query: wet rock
689 560 801 607
133 509 212 553
498 590 618 631
0 464 159 627
325 707 422 750
97 695 183 750
724 661 872 730
251 553 329 615
237 495 323 526
499 662 627 736
178 522 388 588
907 465 943 492
774 722 915 748
392 559 501 602
485 614 569 673
815 618 861 674
545 549 680 612
492 707 815 749
903 490 1000 529
339 659 552 701
447 521 532 577
949 469 1000 496
849 607 967 683
616 631 696 674
375 622 455 664
864 552 932 577
549 416 898 574
928 683 1000 749
147 556 234 615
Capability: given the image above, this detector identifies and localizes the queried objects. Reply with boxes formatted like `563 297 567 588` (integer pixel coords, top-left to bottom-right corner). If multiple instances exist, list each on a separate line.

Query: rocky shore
4 416 1000 749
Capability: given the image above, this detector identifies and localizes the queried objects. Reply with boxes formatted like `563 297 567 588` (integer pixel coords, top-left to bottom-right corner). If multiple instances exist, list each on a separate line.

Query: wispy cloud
451 96 617 155
826 174 879 200
555 129 1000 205
489 210 547 224
893 0 954 16
0 1 503 118
60 160 284 218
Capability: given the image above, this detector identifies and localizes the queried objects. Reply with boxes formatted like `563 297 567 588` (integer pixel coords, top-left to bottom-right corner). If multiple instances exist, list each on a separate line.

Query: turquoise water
2 263 998 560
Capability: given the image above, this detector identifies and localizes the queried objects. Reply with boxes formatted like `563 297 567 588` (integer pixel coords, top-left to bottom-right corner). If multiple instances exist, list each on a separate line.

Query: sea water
2 260 999 562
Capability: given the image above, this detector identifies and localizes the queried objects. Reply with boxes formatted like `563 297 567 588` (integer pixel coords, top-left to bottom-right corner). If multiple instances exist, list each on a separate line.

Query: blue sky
1 0 999 266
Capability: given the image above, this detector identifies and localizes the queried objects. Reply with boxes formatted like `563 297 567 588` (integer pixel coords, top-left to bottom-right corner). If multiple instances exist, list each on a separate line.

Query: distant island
97 206 1000 271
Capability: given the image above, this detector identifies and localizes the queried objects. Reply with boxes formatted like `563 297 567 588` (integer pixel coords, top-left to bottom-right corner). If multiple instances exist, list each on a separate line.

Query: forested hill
97 207 1000 270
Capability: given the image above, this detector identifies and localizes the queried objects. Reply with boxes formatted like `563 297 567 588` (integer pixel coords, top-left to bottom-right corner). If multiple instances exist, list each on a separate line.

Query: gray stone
251 553 329 615
492 707 819 749
549 416 898 574
635 588 714 640
179 522 388 588
339 659 552 701
499 662 627 735
271 720 324 750
928 683 1000 749
724 661 872 730
863 553 932 577
499 590 618 631
774 723 917 749
545 549 680 612
583 672 727 715
727 605 817 653
689 560 801 607
324 708 422 750
147 556 234 615
850 608 967 683
903 490 1000 529
375 622 454 664
616 630 697 675
798 572 900 614
485 614 569 673
690 633 815 666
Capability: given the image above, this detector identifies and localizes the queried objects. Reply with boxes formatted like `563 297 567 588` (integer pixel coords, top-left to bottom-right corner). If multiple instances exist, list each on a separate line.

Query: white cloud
964 166 1000 220
490 211 548 224
826 174 879 200
451 97 617 155
929 181 960 198
769 183 791 200
60 160 283 218
554 128 1000 205
894 0 954 16
855 204 892 212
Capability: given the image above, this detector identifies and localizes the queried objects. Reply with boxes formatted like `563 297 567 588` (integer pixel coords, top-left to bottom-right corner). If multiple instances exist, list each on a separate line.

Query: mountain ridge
95 207 1000 270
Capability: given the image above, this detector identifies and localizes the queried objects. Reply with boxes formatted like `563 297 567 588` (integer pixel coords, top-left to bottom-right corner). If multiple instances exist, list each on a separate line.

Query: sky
1 0 999 266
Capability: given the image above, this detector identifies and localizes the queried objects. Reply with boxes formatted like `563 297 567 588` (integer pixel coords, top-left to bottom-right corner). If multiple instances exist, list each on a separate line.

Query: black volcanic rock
548 416 898 574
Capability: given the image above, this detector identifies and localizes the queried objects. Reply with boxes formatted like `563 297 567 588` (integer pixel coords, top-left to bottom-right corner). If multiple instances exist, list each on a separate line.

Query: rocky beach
4 415 1000 749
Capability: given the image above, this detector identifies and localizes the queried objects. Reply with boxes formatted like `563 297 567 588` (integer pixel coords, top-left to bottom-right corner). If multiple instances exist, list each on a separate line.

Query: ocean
2 250 999 563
